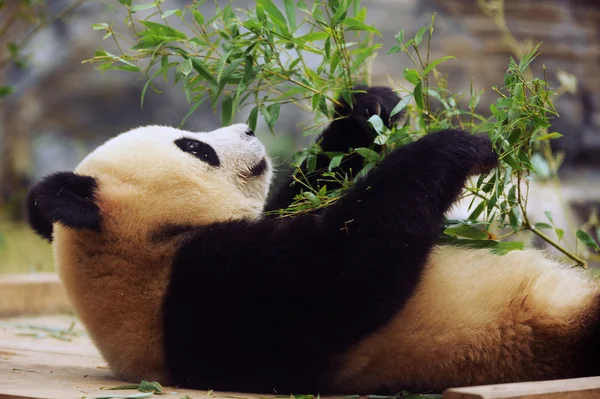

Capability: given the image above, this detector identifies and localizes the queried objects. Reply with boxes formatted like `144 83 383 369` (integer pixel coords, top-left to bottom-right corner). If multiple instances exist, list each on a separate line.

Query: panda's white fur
334 246 599 392
53 124 272 382
26 87 600 395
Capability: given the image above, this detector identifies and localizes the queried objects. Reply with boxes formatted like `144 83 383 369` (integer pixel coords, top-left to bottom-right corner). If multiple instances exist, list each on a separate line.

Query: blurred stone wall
364 0 600 166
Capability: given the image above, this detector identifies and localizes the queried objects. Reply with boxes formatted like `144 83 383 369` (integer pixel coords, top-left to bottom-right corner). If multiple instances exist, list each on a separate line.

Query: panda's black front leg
264 86 404 212
317 129 498 303
163 129 497 394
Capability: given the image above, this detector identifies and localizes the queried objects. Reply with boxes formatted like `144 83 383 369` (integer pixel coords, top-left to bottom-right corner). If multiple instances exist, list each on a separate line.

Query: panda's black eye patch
175 138 220 167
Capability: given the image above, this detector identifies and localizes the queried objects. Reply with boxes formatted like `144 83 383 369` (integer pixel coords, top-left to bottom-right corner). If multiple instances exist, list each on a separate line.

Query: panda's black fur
26 87 600 395
162 88 495 392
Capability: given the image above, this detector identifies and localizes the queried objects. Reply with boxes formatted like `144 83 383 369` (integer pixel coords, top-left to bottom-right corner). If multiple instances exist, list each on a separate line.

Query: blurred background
1 0 599 273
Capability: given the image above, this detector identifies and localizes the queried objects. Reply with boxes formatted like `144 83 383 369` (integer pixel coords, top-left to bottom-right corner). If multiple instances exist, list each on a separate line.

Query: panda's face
74 123 272 236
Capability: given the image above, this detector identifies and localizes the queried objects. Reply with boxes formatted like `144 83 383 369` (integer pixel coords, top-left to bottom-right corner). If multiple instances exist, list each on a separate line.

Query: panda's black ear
26 172 101 242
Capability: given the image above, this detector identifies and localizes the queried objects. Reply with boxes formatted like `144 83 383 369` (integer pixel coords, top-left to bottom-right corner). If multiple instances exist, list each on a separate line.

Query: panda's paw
465 134 499 176
451 131 498 176
335 86 404 127
421 129 498 177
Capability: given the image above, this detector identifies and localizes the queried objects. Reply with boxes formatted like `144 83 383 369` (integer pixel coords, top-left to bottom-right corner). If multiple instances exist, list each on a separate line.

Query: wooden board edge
443 376 600 399
0 273 72 317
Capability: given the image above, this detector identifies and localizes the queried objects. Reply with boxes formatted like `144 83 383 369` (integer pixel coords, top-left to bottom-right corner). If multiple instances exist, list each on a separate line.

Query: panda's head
27 123 273 242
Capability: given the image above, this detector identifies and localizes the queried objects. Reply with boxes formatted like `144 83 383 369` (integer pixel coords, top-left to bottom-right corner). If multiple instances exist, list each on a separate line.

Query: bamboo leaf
190 58 217 89
342 17 381 36
354 148 380 163
403 68 421 85
258 0 287 31
414 82 424 109
444 225 488 240
422 56 456 76
368 114 384 134
556 227 565 241
390 94 412 117
221 95 234 125
492 241 524 255
329 154 344 171
247 106 259 132
414 26 427 46
284 0 296 31
577 230 600 251
535 132 563 141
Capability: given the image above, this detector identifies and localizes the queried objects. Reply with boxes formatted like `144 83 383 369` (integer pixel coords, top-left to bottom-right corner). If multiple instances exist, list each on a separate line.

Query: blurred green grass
0 222 54 273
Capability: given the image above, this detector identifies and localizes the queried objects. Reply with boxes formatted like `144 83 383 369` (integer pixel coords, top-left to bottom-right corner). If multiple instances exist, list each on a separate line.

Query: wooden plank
443 377 600 399
0 274 72 317
0 315 260 399
5 315 600 399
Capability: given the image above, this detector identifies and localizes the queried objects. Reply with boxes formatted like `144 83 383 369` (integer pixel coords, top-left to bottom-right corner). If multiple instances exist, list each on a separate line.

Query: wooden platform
0 315 251 399
3 315 600 399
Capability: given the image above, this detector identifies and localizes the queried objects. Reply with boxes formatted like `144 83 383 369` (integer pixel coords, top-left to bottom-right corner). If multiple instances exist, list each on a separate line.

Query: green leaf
577 229 600 251
129 3 157 13
179 59 193 77
509 206 522 231
192 10 204 25
221 95 234 126
492 241 525 255
468 201 486 221
534 223 553 230
258 0 287 29
311 93 329 118
283 0 296 31
536 132 563 141
139 21 187 39
556 227 565 241
414 26 427 46
298 32 329 42
297 0 308 13
117 0 132 6
190 58 217 89
342 17 381 36
247 106 259 132
438 236 498 250
137 381 163 394
413 82 424 109
267 103 280 127
502 154 521 171
0 86 14 97
368 114 384 134
306 154 317 172
444 225 489 240
518 43 541 73
403 68 421 85
354 148 380 163
328 154 344 171
92 23 110 31
388 45 401 55
422 56 456 76
303 192 321 207
161 9 180 19
390 94 412 117
395 30 404 44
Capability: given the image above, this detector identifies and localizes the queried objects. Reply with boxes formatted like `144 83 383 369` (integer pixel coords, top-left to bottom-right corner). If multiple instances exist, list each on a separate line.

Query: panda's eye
174 138 220 167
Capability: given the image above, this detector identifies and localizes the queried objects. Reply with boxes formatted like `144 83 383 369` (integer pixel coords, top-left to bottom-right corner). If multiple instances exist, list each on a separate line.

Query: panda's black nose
245 129 255 137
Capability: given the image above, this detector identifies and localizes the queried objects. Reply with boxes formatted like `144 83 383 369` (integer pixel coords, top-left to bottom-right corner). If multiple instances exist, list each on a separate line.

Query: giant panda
25 86 600 395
